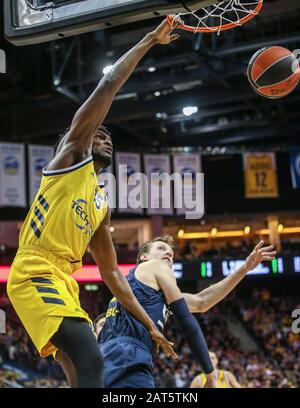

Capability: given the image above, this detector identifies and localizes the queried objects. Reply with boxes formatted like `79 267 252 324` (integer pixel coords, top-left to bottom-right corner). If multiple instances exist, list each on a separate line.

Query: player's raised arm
47 18 180 171
183 240 276 313
88 210 177 359
147 259 216 386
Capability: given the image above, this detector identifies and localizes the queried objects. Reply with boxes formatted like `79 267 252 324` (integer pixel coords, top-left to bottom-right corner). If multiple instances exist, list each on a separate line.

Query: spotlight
211 227 218 236
177 229 184 238
244 226 251 235
183 106 198 116
103 65 113 75
277 224 284 232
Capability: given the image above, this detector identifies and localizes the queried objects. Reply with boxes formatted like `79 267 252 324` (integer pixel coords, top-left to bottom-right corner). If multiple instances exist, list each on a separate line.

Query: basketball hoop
167 0 264 35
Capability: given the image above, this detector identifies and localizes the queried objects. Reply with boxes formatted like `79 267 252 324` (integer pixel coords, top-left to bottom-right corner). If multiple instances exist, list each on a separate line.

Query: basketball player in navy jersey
96 236 275 388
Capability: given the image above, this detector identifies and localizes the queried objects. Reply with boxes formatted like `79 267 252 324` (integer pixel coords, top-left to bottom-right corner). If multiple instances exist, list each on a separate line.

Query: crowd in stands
153 296 298 388
235 288 300 387
177 238 300 260
1 283 299 388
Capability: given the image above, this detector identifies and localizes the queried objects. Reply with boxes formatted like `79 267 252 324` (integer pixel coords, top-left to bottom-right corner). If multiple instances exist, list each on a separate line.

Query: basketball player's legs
51 317 104 388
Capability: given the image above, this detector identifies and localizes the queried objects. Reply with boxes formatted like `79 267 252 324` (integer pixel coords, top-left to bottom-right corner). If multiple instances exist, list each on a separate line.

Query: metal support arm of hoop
167 0 264 34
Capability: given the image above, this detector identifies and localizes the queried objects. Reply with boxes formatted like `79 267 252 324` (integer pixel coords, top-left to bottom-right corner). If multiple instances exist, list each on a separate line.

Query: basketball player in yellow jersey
190 351 241 388
7 18 181 388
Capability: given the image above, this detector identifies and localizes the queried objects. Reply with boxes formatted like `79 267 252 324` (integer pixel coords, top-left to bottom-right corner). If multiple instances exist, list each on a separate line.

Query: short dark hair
54 125 111 153
136 235 175 264
93 312 106 332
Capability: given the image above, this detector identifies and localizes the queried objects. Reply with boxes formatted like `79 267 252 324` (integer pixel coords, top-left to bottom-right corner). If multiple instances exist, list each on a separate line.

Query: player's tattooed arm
89 209 177 359
47 19 180 171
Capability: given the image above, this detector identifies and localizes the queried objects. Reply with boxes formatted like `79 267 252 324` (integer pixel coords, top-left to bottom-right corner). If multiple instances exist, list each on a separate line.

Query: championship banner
243 153 278 198
143 154 173 215
28 145 54 204
98 164 116 212
172 154 202 216
116 152 143 214
0 143 26 207
290 150 300 189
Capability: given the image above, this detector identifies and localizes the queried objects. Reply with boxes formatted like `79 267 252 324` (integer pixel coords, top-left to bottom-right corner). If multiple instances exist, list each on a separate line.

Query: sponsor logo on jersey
71 199 94 237
94 188 107 210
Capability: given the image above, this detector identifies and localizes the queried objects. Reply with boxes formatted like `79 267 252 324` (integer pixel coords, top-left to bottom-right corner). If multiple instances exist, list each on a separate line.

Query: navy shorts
100 336 154 388
109 369 154 388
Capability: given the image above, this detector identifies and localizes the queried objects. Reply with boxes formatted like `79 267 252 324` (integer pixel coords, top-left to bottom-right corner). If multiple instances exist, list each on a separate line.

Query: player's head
136 235 175 268
209 351 219 369
91 125 113 169
93 313 106 338
55 125 113 170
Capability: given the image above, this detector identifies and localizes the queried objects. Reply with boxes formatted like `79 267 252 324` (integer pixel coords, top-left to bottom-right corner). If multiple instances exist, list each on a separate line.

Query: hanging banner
98 163 116 212
28 145 54 204
116 152 143 214
0 143 26 207
243 153 278 198
173 154 203 217
290 150 300 189
144 154 173 215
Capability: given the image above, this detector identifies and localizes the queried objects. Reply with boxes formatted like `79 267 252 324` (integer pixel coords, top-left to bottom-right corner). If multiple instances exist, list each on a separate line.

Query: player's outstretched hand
244 240 277 272
149 328 178 359
150 16 181 45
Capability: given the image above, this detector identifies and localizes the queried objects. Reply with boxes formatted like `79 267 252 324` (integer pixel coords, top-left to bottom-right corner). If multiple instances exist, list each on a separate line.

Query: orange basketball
247 46 300 99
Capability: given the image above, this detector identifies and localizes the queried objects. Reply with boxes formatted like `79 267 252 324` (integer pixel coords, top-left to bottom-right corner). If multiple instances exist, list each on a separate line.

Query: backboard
4 0 216 46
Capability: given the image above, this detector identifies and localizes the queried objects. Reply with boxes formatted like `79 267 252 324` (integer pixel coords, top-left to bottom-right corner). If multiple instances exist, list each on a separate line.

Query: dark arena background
0 0 300 389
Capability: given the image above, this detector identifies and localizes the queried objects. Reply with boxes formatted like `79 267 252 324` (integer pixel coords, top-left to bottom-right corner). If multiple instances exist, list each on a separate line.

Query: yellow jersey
200 370 231 388
18 156 107 266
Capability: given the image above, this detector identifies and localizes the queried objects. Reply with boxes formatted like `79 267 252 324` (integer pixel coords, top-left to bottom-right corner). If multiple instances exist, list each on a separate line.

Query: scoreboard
173 256 300 282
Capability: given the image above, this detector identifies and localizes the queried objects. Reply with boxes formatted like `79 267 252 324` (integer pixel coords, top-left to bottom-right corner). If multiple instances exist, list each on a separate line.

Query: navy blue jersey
99 266 170 352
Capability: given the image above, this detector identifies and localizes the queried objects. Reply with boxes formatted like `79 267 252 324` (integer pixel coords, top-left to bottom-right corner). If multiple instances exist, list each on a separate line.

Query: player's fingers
171 350 179 360
254 240 264 251
263 256 275 261
261 251 276 257
168 15 182 29
164 345 178 359
170 34 180 42
259 245 274 252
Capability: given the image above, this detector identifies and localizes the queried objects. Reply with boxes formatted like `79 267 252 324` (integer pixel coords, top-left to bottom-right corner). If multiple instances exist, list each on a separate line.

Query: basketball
247 46 300 99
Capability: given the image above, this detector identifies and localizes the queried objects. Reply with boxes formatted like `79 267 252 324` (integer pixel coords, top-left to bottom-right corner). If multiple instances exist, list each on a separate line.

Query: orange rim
167 1 264 33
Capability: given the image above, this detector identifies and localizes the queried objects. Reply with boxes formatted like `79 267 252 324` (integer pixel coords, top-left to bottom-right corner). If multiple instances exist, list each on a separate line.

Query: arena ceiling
0 0 300 152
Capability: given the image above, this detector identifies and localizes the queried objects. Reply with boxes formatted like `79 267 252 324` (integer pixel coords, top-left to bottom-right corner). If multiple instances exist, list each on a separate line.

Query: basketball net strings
171 0 262 35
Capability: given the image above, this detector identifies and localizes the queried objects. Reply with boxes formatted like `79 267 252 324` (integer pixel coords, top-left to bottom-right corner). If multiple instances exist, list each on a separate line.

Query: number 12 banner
243 153 278 198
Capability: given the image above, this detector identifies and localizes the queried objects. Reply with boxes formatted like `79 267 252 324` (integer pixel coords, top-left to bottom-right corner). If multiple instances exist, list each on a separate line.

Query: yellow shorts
7 246 92 358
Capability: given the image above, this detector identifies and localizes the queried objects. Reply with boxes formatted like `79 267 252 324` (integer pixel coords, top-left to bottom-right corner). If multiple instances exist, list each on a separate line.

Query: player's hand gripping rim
149 15 182 45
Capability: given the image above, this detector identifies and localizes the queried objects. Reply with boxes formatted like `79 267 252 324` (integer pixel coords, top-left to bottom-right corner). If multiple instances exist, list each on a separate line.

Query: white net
172 0 263 35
